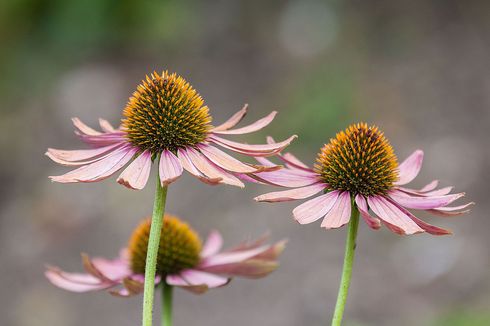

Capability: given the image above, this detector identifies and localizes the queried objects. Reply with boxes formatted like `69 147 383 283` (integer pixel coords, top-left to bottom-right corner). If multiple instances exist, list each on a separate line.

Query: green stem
142 173 168 326
161 283 173 326
331 203 360 326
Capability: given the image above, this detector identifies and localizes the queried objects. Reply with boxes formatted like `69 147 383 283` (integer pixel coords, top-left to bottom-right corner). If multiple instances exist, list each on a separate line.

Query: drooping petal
367 196 424 235
387 199 452 235
198 144 262 173
200 245 274 267
254 183 325 202
165 274 209 294
388 190 465 210
428 202 475 216
182 270 230 288
395 150 424 185
110 278 145 297
321 191 352 229
177 148 222 185
98 118 117 132
90 258 132 281
117 150 152 190
293 190 340 224
209 135 297 156
212 104 248 132
212 111 276 135
354 195 381 230
72 118 101 136
418 180 439 192
251 169 320 188
185 147 244 188
200 231 224 258
265 136 314 172
159 150 183 186
46 143 124 166
50 146 137 183
45 268 113 292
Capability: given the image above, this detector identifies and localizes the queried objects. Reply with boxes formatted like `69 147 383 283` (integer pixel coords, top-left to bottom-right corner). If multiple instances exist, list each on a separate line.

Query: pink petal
177 148 222 185
46 143 123 165
165 274 209 294
422 187 454 196
388 190 465 210
72 117 101 136
159 150 183 186
367 196 424 235
91 258 132 281
321 191 352 229
293 190 340 224
212 104 248 131
418 180 439 192
354 195 381 230
201 231 224 258
45 268 112 292
77 132 127 147
209 135 297 156
117 150 153 190
198 144 261 173
181 270 230 288
98 118 117 132
387 199 452 235
428 202 474 216
50 146 137 183
265 136 314 172
212 111 276 135
200 245 273 267
395 150 424 185
185 148 244 188
254 183 325 202
252 169 320 188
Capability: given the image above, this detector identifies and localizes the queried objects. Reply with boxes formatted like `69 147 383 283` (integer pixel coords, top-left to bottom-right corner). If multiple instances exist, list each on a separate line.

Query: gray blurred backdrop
1 1 489 325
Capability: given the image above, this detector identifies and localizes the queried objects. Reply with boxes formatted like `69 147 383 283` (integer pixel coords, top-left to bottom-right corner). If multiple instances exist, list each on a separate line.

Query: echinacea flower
255 123 473 235
45 214 286 296
46 71 296 190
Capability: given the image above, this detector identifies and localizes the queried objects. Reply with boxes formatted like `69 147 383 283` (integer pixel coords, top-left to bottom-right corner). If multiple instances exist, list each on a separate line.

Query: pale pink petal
388 190 465 210
209 135 297 156
265 136 314 172
72 118 101 136
254 183 325 202
293 190 340 224
200 245 273 267
77 132 127 147
46 143 123 163
117 150 152 190
212 111 276 135
355 195 381 230
181 270 230 288
396 150 424 185
252 169 320 188
418 180 439 192
165 274 209 294
422 187 454 196
200 231 224 258
255 156 316 177
45 269 112 292
428 202 474 216
50 146 137 183
367 196 424 235
198 144 262 173
91 258 132 281
212 104 248 131
388 199 452 235
203 260 279 278
98 118 117 132
177 148 222 185
321 191 351 229
185 148 244 188
159 150 183 186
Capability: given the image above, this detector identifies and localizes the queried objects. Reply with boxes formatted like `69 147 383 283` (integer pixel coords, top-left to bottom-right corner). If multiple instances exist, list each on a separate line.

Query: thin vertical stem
142 173 168 326
331 203 360 326
161 283 173 326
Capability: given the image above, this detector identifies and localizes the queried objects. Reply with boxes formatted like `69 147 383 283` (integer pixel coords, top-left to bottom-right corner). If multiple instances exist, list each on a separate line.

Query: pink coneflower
46 71 296 190
46 214 286 296
255 122 472 234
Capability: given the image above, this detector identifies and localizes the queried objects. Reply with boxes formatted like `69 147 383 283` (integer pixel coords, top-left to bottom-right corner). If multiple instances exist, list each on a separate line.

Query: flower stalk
143 171 168 326
331 201 360 326
162 282 173 326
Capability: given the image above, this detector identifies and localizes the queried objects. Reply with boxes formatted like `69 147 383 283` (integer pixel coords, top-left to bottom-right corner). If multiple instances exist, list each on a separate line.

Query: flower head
45 214 286 296
254 123 473 235
46 71 296 190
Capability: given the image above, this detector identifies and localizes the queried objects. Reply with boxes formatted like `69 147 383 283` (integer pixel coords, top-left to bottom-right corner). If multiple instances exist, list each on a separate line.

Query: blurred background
1 0 489 325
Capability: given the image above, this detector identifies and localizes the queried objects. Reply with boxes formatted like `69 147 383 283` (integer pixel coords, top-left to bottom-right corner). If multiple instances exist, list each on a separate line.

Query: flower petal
200 245 273 267
50 146 137 183
209 135 297 156
395 150 424 185
182 270 230 288
159 150 183 186
46 143 124 166
428 202 474 216
72 117 101 136
200 231 224 258
355 195 381 230
367 196 424 235
198 144 263 173
254 183 325 202
293 190 340 224
117 150 152 190
212 104 248 131
389 190 465 210
45 268 113 292
177 148 222 185
212 111 276 135
185 148 244 188
98 118 117 132
251 169 320 188
321 191 352 229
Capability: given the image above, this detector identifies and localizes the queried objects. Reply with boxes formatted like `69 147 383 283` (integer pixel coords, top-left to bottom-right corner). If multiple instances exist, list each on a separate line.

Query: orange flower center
315 122 398 196
128 215 202 275
122 71 212 153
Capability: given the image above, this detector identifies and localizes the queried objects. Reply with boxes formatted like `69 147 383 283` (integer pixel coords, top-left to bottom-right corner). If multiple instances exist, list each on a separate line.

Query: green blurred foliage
430 310 490 326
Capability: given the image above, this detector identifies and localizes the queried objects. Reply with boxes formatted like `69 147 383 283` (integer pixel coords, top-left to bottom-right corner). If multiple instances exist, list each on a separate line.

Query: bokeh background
1 1 489 325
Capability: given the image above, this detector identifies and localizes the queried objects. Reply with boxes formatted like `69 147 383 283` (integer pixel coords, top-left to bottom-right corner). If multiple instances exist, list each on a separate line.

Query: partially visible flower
45 215 286 296
46 71 296 190
254 123 473 235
